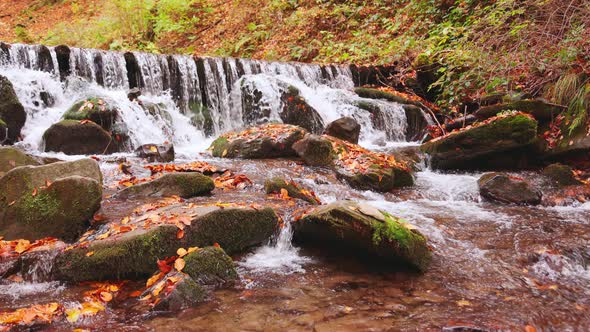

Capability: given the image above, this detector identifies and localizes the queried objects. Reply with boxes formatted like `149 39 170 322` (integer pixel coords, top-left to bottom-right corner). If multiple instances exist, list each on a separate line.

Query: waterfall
0 43 416 156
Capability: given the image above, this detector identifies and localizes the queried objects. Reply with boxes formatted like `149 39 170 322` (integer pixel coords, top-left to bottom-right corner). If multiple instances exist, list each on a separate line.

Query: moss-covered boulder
63 97 118 131
323 117 361 144
0 147 40 177
184 246 238 286
475 99 560 122
142 271 206 312
117 172 214 199
293 201 431 271
43 120 117 155
264 177 321 205
280 86 324 134
0 176 101 241
294 134 414 191
135 143 175 162
209 123 307 159
420 113 538 170
542 163 582 187
0 75 26 144
478 172 542 205
55 203 278 281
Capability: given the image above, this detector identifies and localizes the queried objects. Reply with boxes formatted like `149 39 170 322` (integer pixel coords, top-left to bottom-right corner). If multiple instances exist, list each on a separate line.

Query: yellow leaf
86 251 94 257
221 149 228 157
146 272 163 288
174 258 186 272
66 309 81 323
176 248 188 257
187 247 199 254
456 299 471 307
149 146 158 153
152 281 165 297
14 239 31 254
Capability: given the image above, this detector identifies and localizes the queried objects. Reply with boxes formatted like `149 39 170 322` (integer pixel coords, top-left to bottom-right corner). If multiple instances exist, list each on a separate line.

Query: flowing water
1 43 589 331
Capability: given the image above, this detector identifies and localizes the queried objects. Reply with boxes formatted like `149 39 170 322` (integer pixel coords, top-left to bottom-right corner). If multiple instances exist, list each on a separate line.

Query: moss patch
183 246 238 285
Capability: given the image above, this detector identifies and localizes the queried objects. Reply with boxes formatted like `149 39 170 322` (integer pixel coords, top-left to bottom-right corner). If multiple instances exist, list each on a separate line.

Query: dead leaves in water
0 303 62 327
213 171 253 190
145 161 224 175
0 238 61 258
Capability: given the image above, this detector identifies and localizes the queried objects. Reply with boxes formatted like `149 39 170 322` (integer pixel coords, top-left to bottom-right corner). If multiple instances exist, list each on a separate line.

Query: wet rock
542 163 582 187
209 123 307 159
184 246 238 286
43 120 118 155
420 113 538 170
127 87 141 101
354 87 424 109
478 173 542 205
144 271 206 312
0 146 40 176
55 204 278 281
0 176 101 241
475 99 560 122
0 75 26 144
354 100 387 133
135 143 175 162
543 184 590 206
240 80 272 126
294 134 414 191
62 97 118 131
403 104 430 141
280 86 324 134
293 201 431 271
264 177 321 205
543 122 590 158
117 172 214 199
323 117 361 144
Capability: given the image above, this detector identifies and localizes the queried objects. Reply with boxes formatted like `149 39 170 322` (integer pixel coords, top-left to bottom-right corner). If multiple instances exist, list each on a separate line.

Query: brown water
1 156 589 331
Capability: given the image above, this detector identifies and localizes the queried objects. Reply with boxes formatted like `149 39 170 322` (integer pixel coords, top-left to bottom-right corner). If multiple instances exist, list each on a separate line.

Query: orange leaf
31 188 38 197
99 291 113 302
14 239 31 254
176 229 185 239
86 251 95 257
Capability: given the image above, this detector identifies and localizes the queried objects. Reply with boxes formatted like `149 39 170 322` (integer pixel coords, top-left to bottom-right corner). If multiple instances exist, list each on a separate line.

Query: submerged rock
264 177 321 205
43 120 117 155
62 97 118 131
55 203 278 281
280 86 324 134
0 75 26 144
135 143 175 163
420 113 538 170
293 201 431 271
117 172 214 199
0 176 101 241
0 146 40 176
323 117 361 144
478 173 542 205
209 123 307 159
542 163 583 187
183 246 238 286
294 134 414 191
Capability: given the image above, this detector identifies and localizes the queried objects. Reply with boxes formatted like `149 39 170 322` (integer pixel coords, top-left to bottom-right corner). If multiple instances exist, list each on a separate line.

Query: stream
0 43 589 331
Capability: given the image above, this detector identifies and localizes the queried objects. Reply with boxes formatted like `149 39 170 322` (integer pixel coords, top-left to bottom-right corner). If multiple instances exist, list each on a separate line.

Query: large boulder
43 120 117 155
542 163 583 187
0 176 101 241
478 173 542 205
264 177 321 205
0 147 40 177
280 86 324 134
209 123 306 159
323 117 361 144
135 143 175 162
183 246 238 286
0 75 26 144
294 134 414 191
420 113 538 170
293 201 431 271
55 203 278 281
62 97 118 131
117 173 215 199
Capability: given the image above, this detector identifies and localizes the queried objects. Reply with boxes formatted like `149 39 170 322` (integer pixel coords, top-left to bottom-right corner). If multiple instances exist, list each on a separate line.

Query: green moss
287 85 300 95
173 173 215 197
0 118 6 127
210 137 230 157
15 191 60 225
183 246 238 285
355 87 417 106
355 101 381 114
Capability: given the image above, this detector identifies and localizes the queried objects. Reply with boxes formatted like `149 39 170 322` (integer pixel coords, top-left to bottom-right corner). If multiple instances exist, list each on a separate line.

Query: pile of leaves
145 161 225 176
543 115 564 149
213 171 253 190
216 123 301 143
0 303 62 330
0 237 62 258
326 136 409 174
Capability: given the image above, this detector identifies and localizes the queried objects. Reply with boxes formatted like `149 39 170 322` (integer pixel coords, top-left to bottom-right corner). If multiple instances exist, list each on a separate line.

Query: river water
0 44 589 331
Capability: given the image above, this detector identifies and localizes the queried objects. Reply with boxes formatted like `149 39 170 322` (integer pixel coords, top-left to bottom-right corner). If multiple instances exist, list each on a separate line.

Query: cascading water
0 43 416 158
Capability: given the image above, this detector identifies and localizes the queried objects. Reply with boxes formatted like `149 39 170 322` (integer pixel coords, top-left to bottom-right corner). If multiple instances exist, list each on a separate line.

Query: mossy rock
542 163 582 187
209 124 307 159
63 97 118 131
117 172 214 199
323 117 361 144
148 271 207 312
135 143 175 163
0 147 40 177
478 172 542 205
0 75 26 144
475 100 560 122
280 86 324 134
55 204 278 281
0 176 101 241
43 120 118 155
293 201 431 271
420 114 538 170
184 246 238 286
264 177 320 205
292 134 335 167
354 87 423 108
